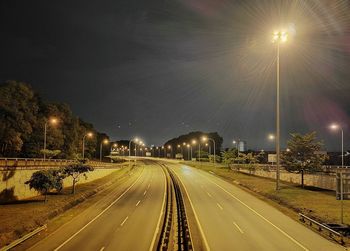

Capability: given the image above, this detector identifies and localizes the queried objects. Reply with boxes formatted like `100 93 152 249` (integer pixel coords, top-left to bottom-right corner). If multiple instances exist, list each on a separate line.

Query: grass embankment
181 161 349 242
0 163 139 247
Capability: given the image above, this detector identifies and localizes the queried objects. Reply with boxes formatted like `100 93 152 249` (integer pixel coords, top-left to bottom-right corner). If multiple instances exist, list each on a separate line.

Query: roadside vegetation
0 80 110 159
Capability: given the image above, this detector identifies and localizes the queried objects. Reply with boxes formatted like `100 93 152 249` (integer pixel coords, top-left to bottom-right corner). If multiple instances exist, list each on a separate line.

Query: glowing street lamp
82 132 93 159
187 144 190 160
100 139 109 162
203 136 216 164
128 138 139 158
268 134 275 141
272 30 288 191
168 145 172 158
329 123 345 224
43 117 58 160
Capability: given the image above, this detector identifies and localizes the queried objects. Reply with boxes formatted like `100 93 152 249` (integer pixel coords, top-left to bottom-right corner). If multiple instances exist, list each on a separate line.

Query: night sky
1 0 350 150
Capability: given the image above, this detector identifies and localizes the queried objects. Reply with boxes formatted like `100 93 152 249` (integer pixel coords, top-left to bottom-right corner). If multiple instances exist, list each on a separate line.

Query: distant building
238 141 246 152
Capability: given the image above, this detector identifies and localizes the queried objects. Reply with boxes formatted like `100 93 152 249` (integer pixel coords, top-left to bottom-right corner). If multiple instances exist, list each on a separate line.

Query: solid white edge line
144 190 147 196
148 165 167 251
233 222 244 234
99 246 105 251
172 165 211 251
53 169 144 251
199 170 309 251
136 200 141 207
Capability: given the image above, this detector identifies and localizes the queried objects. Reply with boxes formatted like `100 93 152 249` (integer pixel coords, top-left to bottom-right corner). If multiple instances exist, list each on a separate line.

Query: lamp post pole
276 41 281 191
44 122 47 160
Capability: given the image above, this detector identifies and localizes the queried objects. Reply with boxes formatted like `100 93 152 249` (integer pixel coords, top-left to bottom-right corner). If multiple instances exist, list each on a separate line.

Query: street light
82 132 93 159
100 139 109 162
330 123 345 224
272 30 288 191
129 138 139 158
168 145 172 158
43 117 58 160
203 136 216 165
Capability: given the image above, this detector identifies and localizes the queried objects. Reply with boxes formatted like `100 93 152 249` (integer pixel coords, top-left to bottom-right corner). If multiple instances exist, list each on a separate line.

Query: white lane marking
143 190 147 196
172 167 211 251
136 200 141 207
207 192 212 198
53 170 144 251
99 247 105 251
120 216 129 227
147 183 151 189
200 172 309 251
149 166 167 251
233 222 244 234
216 203 223 210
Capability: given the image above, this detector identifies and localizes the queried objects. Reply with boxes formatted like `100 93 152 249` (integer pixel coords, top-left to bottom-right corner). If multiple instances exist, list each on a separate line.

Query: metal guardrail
0 224 47 251
299 213 344 244
0 158 124 169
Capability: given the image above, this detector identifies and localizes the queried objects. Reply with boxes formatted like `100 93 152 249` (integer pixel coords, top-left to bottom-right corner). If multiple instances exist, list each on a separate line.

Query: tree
25 169 63 202
40 149 61 159
221 148 238 167
0 81 39 156
282 132 327 188
63 161 94 194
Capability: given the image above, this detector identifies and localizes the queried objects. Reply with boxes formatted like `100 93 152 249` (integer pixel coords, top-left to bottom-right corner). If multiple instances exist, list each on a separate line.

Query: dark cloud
1 0 349 150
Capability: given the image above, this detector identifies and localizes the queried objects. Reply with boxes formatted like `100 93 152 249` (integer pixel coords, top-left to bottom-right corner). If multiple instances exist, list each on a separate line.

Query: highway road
28 163 166 251
168 162 346 251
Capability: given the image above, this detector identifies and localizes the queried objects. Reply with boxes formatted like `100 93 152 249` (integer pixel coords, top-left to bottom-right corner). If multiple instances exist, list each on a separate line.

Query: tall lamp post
129 138 139 158
168 145 172 158
100 139 109 162
330 123 345 224
203 136 216 164
43 117 58 160
272 30 288 191
82 132 93 159
187 144 190 160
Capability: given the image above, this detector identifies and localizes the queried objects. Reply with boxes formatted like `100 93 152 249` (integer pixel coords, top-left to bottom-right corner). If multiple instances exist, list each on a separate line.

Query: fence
0 158 125 170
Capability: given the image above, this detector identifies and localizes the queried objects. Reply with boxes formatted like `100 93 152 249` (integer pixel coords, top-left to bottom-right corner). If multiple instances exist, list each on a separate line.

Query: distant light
192 140 197 145
50 117 58 125
268 134 275 140
103 139 109 144
286 148 291 152
202 136 208 142
87 132 93 137
330 123 339 130
168 145 171 149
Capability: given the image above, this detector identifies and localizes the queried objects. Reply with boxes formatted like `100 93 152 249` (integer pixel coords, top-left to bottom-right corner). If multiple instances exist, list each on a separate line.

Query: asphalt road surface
28 163 166 251
168 162 346 251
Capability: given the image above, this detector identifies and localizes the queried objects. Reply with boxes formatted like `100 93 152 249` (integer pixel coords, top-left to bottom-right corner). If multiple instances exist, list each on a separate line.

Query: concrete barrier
0 159 124 202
